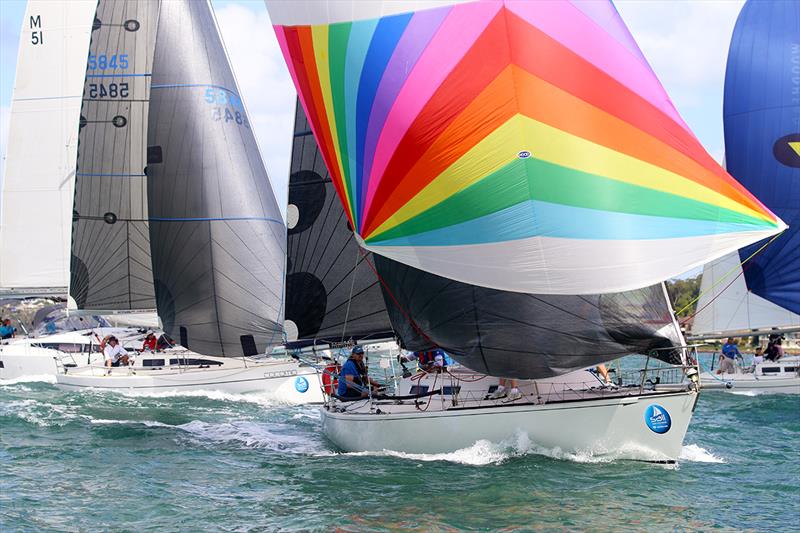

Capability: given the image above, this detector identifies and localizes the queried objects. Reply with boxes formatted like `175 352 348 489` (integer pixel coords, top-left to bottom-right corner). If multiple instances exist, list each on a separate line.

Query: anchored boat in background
691 0 799 394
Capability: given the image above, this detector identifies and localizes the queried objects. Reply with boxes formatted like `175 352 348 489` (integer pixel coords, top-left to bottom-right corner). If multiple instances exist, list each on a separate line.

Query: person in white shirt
750 346 764 372
104 336 130 367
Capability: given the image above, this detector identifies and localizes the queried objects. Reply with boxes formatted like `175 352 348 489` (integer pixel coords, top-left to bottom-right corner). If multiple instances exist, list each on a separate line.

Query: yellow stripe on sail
311 24 353 220
368 114 774 238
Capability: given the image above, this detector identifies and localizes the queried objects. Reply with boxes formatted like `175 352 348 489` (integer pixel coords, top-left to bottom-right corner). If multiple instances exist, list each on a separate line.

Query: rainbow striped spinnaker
266 0 785 294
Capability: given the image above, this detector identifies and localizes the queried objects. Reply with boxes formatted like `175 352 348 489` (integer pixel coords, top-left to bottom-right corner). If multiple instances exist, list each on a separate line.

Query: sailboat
266 0 786 461
0 0 115 380
1 0 320 400
691 0 800 394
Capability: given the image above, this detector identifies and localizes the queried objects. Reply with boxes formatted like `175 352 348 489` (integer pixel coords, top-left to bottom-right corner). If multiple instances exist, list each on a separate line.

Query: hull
0 348 61 381
700 356 800 394
322 390 697 462
56 359 326 403
700 373 800 394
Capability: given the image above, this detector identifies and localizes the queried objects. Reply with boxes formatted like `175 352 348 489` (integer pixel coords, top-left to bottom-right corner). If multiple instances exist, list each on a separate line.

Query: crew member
336 346 380 398
716 337 740 374
104 336 131 367
400 348 447 372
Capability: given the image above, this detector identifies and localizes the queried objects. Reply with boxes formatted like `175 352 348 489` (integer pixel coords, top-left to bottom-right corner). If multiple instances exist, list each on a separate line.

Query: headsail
374 256 684 379
0 1 96 294
146 0 285 356
286 100 394 345
266 0 785 295
70 0 159 311
692 0 800 338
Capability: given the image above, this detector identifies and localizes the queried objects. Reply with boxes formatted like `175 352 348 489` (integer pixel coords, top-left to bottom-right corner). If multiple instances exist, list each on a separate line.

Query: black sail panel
146 0 285 356
374 255 683 379
286 100 394 345
70 0 158 311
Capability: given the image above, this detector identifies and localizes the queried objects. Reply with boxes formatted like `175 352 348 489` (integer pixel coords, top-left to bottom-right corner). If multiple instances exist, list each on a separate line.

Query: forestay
0 1 96 292
70 0 159 311
146 0 285 357
285 100 394 346
266 0 785 295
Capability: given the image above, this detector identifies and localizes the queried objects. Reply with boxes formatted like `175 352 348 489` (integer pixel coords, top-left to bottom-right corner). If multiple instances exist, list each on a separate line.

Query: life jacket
417 350 444 367
322 362 340 395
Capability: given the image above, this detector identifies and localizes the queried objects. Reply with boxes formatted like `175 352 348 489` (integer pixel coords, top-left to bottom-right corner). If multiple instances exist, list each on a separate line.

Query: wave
679 443 726 463
111 388 290 408
0 374 56 385
340 432 675 466
175 419 330 455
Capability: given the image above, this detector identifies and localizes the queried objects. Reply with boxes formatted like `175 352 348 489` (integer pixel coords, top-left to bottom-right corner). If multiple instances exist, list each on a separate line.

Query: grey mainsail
146 0 285 357
70 0 159 311
285 100 394 346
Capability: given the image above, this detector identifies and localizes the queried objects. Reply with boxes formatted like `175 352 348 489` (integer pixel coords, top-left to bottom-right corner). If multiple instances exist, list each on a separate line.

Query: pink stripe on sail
363 1 502 211
506 0 689 132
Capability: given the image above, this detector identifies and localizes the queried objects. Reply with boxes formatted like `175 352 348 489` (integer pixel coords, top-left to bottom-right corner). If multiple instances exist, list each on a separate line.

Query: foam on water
0 374 57 385
340 432 673 466
176 419 330 455
116 388 289 407
679 443 726 463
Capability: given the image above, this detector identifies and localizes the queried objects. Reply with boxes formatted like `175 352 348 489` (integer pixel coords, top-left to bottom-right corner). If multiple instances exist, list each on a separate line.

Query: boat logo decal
295 376 309 393
773 133 800 168
644 404 671 434
517 150 531 159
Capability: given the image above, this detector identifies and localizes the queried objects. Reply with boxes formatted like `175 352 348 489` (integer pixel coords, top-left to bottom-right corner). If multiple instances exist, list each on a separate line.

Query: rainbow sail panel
266 0 785 295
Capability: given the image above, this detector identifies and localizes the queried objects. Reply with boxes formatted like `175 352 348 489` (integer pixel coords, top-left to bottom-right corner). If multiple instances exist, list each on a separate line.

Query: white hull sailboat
0 328 134 381
700 355 800 394
322 365 698 462
55 350 325 401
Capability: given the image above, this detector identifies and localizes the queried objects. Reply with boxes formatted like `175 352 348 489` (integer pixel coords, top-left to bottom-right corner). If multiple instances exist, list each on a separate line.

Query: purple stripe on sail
358 6 450 217
568 0 649 70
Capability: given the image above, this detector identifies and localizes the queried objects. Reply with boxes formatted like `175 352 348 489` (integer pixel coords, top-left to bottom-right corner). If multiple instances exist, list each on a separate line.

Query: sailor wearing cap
336 345 381 398
104 336 131 368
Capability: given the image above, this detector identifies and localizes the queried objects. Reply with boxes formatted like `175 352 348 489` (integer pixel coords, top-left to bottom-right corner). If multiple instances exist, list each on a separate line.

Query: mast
0 1 96 296
146 0 285 357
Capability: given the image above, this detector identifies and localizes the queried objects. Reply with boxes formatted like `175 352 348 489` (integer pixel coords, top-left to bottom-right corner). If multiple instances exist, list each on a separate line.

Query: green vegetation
666 274 702 318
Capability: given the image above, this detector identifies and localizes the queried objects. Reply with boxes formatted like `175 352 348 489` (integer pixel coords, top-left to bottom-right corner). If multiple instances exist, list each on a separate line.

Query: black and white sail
374 256 684 379
285 100 394 346
70 0 159 311
145 0 285 357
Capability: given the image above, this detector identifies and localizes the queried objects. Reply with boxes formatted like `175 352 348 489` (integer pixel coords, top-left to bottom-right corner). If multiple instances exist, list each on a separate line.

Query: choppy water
1 375 799 532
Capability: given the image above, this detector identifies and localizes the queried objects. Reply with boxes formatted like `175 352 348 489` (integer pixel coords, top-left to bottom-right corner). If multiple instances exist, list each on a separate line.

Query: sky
0 0 746 252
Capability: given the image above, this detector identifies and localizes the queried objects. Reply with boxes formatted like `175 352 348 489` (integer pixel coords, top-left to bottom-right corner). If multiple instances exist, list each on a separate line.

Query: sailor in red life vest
400 348 447 372
141 333 158 352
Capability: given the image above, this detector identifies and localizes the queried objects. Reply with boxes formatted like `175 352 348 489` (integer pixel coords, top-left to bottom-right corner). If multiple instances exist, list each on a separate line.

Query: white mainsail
0 1 96 293
691 252 800 339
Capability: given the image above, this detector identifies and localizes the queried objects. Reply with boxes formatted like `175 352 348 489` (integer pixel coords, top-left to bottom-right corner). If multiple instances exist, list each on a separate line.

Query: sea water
1 370 798 531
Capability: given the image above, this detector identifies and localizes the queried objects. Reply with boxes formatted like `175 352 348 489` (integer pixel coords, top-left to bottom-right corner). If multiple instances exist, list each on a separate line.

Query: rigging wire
675 232 783 323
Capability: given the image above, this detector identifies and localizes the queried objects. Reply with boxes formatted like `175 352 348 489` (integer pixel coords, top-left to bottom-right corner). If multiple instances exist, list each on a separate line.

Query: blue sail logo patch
644 404 671 434
295 376 309 393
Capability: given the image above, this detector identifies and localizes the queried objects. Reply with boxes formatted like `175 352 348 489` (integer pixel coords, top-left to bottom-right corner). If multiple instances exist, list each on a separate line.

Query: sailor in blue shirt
0 318 16 340
716 337 741 375
336 346 381 398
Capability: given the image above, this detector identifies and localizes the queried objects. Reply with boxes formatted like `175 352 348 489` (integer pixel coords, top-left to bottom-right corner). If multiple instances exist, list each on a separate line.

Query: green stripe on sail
328 23 353 213
368 157 775 242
